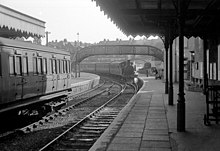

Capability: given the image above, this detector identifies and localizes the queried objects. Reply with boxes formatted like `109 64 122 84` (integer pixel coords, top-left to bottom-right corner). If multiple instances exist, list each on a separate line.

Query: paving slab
142 134 170 141
139 148 172 151
116 131 143 137
107 143 139 151
111 137 142 144
143 129 169 135
141 140 171 148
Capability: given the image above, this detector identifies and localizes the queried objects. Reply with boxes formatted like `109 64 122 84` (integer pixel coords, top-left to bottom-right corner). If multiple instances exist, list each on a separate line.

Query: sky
0 0 136 43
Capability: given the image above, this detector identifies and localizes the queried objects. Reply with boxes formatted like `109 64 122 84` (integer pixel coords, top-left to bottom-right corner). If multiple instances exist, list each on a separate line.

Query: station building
0 4 45 42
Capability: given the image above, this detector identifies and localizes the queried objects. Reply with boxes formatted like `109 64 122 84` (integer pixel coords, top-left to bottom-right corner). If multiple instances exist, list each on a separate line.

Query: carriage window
33 57 37 74
52 59 57 74
37 58 43 74
65 60 68 73
55 59 57 74
60 60 63 73
43 58 47 74
57 59 60 74
9 56 15 75
49 59 52 74
23 56 28 75
69 61 72 72
63 60 66 73
0 54 1 76
66 60 69 73
68 60 71 73
15 56 22 76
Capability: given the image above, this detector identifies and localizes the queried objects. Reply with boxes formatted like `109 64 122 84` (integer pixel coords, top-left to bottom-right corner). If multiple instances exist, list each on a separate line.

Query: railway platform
71 72 100 83
70 72 100 96
90 75 220 151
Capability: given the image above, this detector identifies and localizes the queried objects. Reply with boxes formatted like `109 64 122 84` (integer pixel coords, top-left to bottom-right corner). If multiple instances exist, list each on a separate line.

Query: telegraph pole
77 33 80 77
75 32 80 78
45 31 51 46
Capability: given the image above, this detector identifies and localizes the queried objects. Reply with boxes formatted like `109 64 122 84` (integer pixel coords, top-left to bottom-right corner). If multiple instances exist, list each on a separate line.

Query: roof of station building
92 0 220 38
0 4 45 38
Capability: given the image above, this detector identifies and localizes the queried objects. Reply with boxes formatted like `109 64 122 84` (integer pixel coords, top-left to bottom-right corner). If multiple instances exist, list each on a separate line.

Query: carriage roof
0 37 70 55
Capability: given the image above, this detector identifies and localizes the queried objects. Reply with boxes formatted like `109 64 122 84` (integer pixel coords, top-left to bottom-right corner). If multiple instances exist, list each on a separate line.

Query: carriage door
66 60 71 88
31 56 44 96
63 59 68 89
22 55 33 99
42 58 47 93
56 59 62 91
9 55 23 100
37 57 44 95
52 58 58 91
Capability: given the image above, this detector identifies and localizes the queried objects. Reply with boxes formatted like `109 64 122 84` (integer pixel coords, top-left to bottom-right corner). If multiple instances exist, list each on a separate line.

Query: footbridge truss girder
75 45 164 63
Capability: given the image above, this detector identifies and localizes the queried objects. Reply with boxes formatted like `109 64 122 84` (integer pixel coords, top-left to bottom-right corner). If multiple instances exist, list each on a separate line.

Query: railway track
0 79 108 137
0 76 138 151
38 82 129 151
18 79 112 133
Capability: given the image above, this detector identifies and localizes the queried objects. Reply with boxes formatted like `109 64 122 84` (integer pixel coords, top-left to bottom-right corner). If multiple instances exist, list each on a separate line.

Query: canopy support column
165 37 169 94
169 36 174 105
177 0 186 132
203 37 208 94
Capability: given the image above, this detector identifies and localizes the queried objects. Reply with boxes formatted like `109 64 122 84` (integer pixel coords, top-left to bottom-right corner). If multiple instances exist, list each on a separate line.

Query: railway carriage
96 62 110 73
0 37 71 109
80 63 96 72
80 60 134 79
109 61 126 76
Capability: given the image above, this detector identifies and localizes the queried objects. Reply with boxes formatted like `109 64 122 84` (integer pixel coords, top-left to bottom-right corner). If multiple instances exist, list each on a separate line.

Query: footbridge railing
74 45 164 63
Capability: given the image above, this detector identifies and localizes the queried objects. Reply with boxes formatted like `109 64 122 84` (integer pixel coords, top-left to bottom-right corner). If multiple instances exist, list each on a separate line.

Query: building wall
171 37 192 82
189 36 220 85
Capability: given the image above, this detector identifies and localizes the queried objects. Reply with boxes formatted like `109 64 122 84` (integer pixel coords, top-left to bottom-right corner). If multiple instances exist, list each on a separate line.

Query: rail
39 82 125 151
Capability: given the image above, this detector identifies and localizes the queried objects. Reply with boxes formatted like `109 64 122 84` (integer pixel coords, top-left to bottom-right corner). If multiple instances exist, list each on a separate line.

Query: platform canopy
0 4 45 38
92 0 220 38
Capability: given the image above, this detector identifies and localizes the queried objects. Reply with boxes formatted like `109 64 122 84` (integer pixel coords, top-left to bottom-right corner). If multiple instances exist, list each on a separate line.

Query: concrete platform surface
89 75 220 151
70 72 100 95
71 72 100 83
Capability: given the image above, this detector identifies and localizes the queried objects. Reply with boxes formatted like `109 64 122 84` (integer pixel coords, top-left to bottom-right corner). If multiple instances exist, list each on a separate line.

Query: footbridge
75 45 164 63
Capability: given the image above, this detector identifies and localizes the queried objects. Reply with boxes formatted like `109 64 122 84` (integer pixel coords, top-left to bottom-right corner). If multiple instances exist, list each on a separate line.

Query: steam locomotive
80 60 135 80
